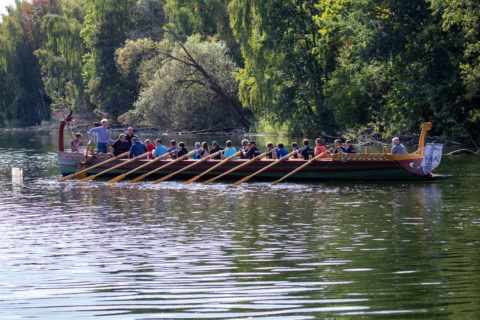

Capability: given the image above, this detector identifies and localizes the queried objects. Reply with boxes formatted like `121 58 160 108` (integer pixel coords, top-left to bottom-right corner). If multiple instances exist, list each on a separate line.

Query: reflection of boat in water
57 114 447 182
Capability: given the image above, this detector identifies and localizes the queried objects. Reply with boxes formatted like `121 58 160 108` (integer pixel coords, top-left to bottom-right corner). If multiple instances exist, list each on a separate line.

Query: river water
0 130 479 320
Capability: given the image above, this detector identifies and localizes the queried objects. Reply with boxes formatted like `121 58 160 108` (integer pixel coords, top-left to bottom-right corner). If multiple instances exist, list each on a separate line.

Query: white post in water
12 168 23 183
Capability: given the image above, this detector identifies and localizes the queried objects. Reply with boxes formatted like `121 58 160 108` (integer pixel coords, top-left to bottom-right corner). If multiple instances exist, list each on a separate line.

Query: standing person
391 137 408 154
111 134 129 157
291 142 299 159
300 139 314 160
222 140 238 160
177 142 189 157
345 140 357 153
153 139 168 160
129 137 147 158
314 138 328 158
276 142 289 159
210 141 223 159
192 142 202 159
88 119 113 153
125 127 139 149
168 140 179 159
265 142 275 159
244 141 260 159
330 139 346 154
200 142 210 158
145 139 156 159
239 139 250 159
70 133 83 152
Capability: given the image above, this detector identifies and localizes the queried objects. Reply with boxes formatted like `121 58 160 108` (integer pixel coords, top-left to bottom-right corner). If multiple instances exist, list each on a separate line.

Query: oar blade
107 174 126 183
79 174 97 182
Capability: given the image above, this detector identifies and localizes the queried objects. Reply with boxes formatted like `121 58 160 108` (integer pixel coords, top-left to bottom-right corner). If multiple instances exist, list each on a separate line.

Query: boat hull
58 152 438 182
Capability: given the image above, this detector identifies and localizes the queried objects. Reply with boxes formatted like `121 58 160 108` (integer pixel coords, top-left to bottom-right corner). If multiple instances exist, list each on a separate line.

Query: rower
345 140 357 153
300 139 314 160
222 140 237 160
177 142 189 158
210 141 223 160
129 137 147 158
330 139 346 154
153 139 168 160
111 134 129 157
266 142 275 159
314 138 327 158
168 140 179 159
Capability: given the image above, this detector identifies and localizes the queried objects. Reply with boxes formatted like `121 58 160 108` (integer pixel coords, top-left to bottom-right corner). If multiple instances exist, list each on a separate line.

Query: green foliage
80 0 137 117
117 35 248 131
0 0 60 126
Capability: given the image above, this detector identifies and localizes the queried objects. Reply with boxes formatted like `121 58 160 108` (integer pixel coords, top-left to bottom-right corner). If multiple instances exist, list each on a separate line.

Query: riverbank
1 112 476 150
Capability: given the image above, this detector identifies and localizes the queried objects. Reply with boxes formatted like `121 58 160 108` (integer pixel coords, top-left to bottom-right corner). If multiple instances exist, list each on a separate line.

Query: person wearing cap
192 142 202 159
168 140 179 159
88 119 114 153
177 142 189 158
125 127 139 149
210 141 223 160
244 140 260 159
222 140 238 160
329 139 346 154
345 140 357 153
111 134 129 157
300 139 314 160
314 138 328 158
391 137 408 154
266 142 275 159
153 139 168 160
129 137 147 158
239 139 250 159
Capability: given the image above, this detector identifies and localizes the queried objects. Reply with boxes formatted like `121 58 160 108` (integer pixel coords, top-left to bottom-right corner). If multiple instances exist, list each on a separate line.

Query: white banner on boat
421 143 443 175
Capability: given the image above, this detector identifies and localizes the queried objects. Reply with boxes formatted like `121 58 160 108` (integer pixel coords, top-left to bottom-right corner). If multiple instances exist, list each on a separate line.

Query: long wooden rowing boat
57 116 446 182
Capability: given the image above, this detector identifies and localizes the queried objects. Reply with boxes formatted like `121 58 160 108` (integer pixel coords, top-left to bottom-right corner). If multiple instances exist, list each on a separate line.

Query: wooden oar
184 150 242 184
123 150 196 183
233 151 296 185
58 151 129 182
79 151 152 182
202 152 267 185
271 152 326 185
151 151 221 184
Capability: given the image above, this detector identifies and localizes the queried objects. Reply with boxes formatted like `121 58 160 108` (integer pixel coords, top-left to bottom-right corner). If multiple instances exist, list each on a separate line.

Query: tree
0 0 60 126
81 0 137 118
116 34 249 130
229 0 336 135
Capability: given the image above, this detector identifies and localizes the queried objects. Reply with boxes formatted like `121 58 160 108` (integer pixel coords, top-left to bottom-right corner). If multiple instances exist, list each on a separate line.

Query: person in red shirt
145 139 156 159
314 138 328 158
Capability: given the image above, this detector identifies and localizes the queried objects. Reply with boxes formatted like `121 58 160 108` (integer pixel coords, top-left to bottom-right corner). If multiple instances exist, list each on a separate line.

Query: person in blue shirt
88 119 113 153
276 142 289 159
345 140 357 153
153 139 169 160
129 137 148 158
192 142 201 159
168 140 180 159
222 140 238 160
